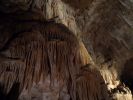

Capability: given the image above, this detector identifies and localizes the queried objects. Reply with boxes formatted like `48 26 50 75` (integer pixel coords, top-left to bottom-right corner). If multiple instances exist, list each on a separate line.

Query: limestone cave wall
0 0 133 100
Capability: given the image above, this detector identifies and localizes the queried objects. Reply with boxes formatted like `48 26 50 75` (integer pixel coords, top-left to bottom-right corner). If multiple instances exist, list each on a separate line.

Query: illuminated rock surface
0 0 133 100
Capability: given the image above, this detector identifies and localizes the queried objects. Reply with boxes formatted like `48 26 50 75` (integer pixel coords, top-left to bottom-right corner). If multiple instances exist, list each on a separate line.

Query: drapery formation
0 21 109 100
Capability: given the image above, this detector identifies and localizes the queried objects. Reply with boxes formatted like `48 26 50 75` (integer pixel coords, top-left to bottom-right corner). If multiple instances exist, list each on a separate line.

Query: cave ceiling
0 0 133 100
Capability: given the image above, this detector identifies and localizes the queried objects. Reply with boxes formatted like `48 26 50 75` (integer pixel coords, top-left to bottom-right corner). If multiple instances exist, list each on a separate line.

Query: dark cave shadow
0 83 20 100
121 58 133 94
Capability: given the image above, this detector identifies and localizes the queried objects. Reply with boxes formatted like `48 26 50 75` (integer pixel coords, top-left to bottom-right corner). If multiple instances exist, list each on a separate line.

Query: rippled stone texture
0 0 133 100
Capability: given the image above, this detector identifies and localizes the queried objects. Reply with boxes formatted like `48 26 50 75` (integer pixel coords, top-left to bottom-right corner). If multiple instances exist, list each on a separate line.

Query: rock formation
0 0 133 100
0 20 110 100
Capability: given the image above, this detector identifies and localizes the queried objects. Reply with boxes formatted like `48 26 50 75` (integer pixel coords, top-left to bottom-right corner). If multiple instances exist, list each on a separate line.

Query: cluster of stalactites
0 22 89 93
0 22 109 100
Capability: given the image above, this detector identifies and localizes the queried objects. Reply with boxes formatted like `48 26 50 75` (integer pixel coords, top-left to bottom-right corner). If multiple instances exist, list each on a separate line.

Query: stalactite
76 64 109 100
0 22 109 100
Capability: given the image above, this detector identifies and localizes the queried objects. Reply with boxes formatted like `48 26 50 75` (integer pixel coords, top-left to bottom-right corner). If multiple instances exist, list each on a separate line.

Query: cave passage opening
121 58 133 94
